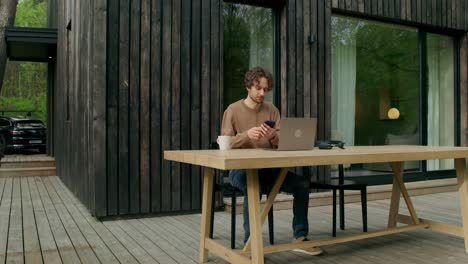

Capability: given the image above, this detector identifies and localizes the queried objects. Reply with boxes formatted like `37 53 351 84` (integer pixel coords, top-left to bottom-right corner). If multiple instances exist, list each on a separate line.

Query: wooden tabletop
164 145 468 170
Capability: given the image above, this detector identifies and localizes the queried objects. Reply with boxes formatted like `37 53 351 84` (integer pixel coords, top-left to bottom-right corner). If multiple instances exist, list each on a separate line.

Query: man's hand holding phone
261 120 277 140
247 120 277 140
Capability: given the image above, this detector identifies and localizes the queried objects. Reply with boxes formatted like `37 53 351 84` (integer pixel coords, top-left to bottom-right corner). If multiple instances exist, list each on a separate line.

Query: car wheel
38 146 46 154
0 134 6 155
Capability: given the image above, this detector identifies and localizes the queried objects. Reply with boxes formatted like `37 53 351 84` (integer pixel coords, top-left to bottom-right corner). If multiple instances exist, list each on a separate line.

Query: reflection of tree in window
223 3 273 108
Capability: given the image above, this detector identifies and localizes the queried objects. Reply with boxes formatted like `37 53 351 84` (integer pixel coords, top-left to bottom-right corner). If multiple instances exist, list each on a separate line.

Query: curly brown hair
244 67 274 91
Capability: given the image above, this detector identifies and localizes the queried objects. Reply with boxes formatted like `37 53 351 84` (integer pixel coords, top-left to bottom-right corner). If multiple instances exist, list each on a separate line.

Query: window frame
222 0 283 109
330 13 461 185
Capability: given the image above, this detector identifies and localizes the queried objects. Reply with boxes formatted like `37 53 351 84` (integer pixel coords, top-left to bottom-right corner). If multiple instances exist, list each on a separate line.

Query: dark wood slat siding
47 0 57 158
421 0 426 24
461 0 466 29
118 0 130 215
150 0 163 212
364 0 371 14
338 0 344 9
210 0 222 209
286 0 296 116
190 0 202 211
461 34 468 147
180 0 192 211
161 0 172 212
70 0 78 208
50 0 107 217
452 1 457 31
311 0 318 120
82 0 91 213
388 0 394 18
331 0 468 31
303 0 311 118
466 0 468 29
318 0 326 141
171 0 181 211
129 0 141 214
296 0 304 117
107 0 119 216
102 0 222 215
440 0 444 27
140 0 151 214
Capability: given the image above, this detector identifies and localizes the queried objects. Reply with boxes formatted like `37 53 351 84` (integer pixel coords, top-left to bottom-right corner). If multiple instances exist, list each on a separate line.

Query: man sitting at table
221 66 322 256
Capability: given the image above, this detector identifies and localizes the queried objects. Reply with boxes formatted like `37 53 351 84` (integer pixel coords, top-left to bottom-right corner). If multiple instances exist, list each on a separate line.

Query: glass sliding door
223 2 274 108
426 33 455 170
332 16 421 177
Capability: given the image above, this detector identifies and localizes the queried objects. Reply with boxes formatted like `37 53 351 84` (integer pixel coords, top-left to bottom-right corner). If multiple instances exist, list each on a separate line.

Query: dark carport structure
5 26 57 155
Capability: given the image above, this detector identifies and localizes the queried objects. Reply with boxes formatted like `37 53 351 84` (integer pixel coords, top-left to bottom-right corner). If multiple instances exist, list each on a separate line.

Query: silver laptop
277 118 317 151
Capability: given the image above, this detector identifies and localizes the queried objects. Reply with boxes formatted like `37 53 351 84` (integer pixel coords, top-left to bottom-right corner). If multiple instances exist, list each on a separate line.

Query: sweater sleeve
221 107 252 149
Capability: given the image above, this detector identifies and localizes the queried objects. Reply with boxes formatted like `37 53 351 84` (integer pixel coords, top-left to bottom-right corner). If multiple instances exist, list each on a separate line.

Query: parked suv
0 117 46 153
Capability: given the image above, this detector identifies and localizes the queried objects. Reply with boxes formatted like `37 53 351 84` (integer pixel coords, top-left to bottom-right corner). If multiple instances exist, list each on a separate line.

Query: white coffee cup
217 136 231 150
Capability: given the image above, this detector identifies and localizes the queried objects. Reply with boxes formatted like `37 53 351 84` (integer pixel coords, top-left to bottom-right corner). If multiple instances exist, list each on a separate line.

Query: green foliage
1 0 47 123
15 0 47 27
0 96 46 122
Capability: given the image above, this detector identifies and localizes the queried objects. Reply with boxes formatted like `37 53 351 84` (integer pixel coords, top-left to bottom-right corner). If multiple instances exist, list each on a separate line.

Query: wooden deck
0 175 467 263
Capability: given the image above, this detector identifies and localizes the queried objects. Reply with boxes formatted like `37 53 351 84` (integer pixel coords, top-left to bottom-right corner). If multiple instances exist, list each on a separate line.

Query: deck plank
47 176 119 263
103 220 158 263
0 175 467 263
0 178 12 263
7 178 24 263
49 176 138 264
21 177 43 264
117 219 182 264
28 177 62 264
41 177 100 263
35 177 81 264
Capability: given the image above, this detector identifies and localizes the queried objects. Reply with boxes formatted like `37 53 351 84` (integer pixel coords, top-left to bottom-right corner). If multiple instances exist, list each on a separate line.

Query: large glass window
427 33 455 170
331 15 456 178
223 2 274 108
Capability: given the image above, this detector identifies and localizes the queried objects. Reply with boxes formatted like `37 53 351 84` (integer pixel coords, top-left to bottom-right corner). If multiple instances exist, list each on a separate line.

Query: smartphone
264 120 276 128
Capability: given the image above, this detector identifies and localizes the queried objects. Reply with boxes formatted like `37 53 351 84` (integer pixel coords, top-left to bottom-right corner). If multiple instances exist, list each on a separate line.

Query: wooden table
164 145 468 264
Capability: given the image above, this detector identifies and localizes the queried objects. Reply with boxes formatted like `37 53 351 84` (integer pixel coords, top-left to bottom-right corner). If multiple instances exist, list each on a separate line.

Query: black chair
208 143 274 249
311 164 368 237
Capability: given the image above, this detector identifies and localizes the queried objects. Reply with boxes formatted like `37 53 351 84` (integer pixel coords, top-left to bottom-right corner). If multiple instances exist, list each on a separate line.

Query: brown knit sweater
221 99 280 149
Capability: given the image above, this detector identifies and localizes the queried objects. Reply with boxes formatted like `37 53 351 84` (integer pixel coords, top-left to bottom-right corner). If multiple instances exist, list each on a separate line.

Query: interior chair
208 142 274 249
311 164 368 237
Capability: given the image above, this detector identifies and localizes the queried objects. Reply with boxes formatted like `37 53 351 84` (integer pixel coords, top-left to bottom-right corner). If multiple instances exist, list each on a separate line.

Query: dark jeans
229 168 310 243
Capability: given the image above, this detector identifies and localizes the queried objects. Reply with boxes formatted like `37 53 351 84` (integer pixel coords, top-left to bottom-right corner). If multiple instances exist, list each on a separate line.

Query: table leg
388 162 402 228
246 169 264 264
390 162 420 225
243 168 288 252
455 158 468 253
199 168 214 263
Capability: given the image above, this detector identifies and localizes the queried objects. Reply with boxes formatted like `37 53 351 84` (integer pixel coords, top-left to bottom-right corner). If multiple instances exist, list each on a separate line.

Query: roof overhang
5 27 57 62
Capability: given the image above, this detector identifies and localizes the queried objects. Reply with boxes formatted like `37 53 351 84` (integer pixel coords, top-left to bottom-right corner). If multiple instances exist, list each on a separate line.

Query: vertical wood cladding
52 0 107 216
50 0 468 216
104 0 222 216
332 0 468 31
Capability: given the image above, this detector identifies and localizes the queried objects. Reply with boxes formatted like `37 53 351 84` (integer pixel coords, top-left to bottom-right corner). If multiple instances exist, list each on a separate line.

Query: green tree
15 0 47 27
0 0 19 90
1 0 47 123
